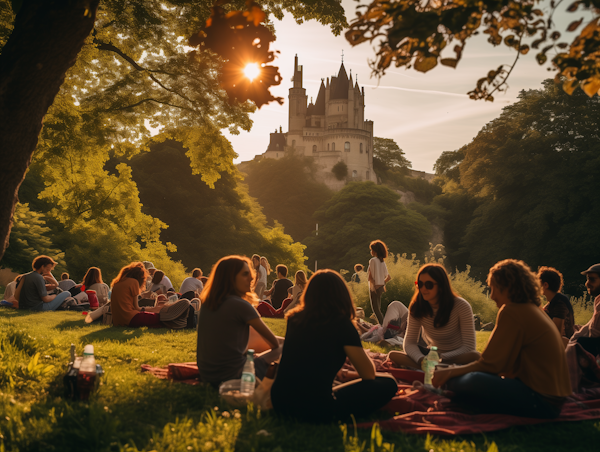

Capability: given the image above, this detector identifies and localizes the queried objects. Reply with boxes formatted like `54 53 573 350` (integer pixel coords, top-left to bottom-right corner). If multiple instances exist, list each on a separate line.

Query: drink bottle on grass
77 345 97 400
240 349 256 396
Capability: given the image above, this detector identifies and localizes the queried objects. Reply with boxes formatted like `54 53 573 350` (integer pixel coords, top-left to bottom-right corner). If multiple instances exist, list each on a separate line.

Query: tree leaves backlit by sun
345 0 600 101
189 0 283 107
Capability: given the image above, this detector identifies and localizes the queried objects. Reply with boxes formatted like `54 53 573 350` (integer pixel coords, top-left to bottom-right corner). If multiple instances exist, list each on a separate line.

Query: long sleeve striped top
403 297 476 363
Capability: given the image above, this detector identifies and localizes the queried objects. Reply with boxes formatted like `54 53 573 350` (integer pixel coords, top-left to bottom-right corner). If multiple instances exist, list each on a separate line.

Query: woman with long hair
81 266 110 307
388 263 479 369
197 255 281 386
283 270 307 313
432 259 571 418
271 270 397 423
149 270 168 295
111 262 165 327
367 240 391 324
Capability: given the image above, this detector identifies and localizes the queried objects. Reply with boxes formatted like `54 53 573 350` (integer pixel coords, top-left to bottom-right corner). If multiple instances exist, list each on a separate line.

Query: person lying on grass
270 270 398 423
432 259 572 419
387 263 479 370
111 262 168 328
196 255 282 388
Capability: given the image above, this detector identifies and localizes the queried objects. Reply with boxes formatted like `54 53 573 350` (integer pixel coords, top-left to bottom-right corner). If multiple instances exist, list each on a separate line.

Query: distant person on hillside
538 266 574 344
388 263 479 368
351 264 364 283
271 270 398 423
111 262 166 327
13 256 72 311
264 264 294 310
284 270 308 313
252 254 267 299
367 240 391 324
180 268 204 299
197 255 281 386
58 273 76 291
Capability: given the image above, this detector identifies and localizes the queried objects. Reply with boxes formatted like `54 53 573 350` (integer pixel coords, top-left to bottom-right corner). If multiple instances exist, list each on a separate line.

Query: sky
224 1 582 172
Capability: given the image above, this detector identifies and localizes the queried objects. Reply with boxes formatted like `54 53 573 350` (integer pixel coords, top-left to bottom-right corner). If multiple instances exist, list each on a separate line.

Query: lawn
0 310 598 452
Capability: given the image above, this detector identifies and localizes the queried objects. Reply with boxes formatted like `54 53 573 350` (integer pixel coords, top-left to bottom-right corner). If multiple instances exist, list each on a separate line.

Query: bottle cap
83 344 94 355
431 346 438 351
247 349 254 356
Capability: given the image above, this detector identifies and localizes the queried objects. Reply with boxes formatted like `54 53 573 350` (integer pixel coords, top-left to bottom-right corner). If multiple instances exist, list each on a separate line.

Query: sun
243 63 261 82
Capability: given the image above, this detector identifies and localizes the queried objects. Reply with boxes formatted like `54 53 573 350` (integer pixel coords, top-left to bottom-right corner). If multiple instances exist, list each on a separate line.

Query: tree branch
106 97 195 112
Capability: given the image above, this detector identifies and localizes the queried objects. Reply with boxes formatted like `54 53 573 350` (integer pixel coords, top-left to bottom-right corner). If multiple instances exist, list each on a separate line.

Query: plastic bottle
77 344 97 400
423 346 439 385
240 349 256 396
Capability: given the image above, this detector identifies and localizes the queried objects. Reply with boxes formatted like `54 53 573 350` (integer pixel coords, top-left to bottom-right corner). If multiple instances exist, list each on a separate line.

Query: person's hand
432 367 453 388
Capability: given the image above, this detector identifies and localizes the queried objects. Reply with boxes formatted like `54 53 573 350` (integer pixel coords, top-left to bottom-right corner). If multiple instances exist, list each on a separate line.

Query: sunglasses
415 280 437 290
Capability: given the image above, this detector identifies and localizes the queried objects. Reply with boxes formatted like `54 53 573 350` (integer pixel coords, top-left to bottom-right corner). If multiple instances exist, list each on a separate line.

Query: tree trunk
0 0 99 261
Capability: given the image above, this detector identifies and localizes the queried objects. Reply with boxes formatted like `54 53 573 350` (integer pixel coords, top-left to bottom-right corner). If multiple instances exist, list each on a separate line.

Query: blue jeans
446 372 564 419
41 291 71 311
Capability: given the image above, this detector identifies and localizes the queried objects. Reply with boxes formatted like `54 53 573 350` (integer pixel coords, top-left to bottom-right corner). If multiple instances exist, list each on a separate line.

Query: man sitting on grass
14 256 72 311
264 264 293 310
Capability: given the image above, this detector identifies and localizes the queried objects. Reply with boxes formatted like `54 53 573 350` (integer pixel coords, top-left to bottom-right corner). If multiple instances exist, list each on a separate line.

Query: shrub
571 293 595 325
348 254 498 323
332 161 348 180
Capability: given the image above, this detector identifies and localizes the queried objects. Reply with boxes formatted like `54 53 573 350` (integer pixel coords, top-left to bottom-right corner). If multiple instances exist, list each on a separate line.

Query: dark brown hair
61 273 69 280
82 267 103 288
488 259 542 306
286 270 355 325
276 264 288 277
409 264 458 328
151 270 165 285
32 255 57 270
201 255 258 311
354 263 364 272
111 262 147 289
192 268 202 278
370 240 388 262
537 266 564 293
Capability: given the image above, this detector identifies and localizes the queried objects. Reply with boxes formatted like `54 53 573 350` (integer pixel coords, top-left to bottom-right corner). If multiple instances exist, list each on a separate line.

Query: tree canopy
373 137 411 170
433 79 600 291
303 182 432 272
242 155 333 242
346 1 600 101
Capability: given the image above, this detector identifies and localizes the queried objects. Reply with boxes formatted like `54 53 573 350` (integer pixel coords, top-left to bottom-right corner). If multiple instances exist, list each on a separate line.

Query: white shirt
160 275 174 291
258 265 267 286
180 277 203 295
382 301 409 332
368 257 389 289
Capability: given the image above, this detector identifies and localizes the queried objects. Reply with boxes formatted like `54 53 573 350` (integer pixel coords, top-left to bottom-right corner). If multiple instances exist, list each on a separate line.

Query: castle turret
288 55 307 134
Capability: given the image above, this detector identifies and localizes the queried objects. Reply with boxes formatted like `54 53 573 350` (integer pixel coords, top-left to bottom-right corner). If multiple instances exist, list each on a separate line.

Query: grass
0 310 599 452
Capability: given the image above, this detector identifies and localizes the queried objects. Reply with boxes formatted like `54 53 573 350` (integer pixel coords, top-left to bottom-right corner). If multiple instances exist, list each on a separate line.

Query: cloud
361 83 468 98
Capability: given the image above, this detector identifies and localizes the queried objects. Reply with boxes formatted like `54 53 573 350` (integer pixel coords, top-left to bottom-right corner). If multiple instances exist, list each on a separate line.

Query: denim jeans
41 291 71 311
446 372 563 419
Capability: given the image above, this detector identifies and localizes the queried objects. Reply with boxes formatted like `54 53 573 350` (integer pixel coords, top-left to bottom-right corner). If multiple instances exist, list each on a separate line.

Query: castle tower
288 55 307 134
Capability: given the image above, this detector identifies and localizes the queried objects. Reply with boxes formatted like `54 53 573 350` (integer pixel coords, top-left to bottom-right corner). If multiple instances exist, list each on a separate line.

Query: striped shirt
404 297 476 363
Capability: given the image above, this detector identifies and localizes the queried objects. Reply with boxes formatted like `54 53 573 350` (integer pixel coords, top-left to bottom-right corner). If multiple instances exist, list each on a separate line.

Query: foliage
0 203 66 275
345 1 600 101
425 434 498 452
242 154 333 241
332 160 349 180
373 137 411 171
304 182 431 273
447 80 600 290
341 422 395 452
127 141 307 275
349 253 498 323
571 293 595 325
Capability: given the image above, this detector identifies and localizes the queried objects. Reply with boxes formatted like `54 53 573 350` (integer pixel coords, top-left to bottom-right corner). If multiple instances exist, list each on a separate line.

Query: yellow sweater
461 302 572 397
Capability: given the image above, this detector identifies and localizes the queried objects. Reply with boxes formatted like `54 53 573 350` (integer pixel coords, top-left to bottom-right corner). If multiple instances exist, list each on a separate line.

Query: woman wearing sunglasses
388 263 479 369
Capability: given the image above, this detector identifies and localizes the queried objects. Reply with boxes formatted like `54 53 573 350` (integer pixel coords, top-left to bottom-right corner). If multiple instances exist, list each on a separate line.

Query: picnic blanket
141 350 600 435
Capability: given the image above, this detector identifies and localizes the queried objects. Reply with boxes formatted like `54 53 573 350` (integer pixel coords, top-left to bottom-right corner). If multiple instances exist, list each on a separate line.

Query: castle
262 56 376 190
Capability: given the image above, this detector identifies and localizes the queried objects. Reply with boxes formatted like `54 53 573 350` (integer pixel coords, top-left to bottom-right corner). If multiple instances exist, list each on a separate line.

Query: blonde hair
260 256 271 275
294 270 307 289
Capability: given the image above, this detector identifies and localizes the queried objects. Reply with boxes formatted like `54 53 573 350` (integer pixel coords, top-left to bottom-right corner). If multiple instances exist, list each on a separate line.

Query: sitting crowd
2 238 600 424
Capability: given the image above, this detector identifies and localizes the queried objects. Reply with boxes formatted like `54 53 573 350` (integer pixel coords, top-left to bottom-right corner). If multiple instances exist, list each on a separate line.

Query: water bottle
77 344 97 400
240 349 256 396
423 346 439 385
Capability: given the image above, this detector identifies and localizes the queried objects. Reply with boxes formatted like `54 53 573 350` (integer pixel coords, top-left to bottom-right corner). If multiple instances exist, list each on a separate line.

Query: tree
444 80 600 290
332 160 348 180
128 141 308 274
303 181 431 271
373 137 411 171
346 1 600 101
0 0 347 261
242 155 333 241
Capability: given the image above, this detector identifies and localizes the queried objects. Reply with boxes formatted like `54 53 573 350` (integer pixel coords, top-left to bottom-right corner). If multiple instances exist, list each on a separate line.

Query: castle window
352 170 357 178
345 142 350 152
312 145 317 153
332 142 335 151
360 143 363 154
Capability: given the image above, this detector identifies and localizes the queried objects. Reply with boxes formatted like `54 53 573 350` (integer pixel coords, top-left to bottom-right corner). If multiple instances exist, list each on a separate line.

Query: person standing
252 254 267 299
367 240 391 324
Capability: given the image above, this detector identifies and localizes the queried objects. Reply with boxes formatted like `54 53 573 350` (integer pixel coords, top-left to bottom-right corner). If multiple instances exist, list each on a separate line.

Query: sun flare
243 63 260 82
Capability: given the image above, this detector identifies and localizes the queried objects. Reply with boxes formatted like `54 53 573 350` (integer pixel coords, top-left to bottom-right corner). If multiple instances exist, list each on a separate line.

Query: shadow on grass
78 325 175 343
